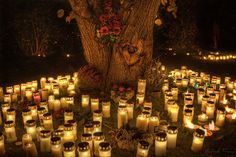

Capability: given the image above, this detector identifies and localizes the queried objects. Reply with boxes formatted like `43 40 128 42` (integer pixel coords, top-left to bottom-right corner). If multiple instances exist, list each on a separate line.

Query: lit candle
78 142 91 157
53 129 64 144
25 142 38 157
6 108 16 122
118 106 128 129
155 132 167 157
84 123 94 134
37 107 47 126
26 120 37 140
127 102 134 120
82 95 90 108
198 113 208 125
162 83 169 93
4 120 17 142
25 88 33 101
167 126 178 149
64 109 74 124
51 137 62 157
40 77 47 89
99 142 111 157
206 101 215 119
54 99 61 112
36 126 44 142
102 101 111 118
22 134 32 150
91 98 99 112
63 142 76 157
39 100 48 112
136 93 145 105
182 78 189 87
81 133 93 153
11 93 18 103
48 95 55 110
191 129 205 152
136 113 149 131
63 124 74 143
6 86 13 93
93 110 103 125
28 103 38 120
171 87 178 101
197 88 205 105
136 140 149 157
92 121 101 133
40 130 51 152
169 104 179 122
13 85 20 95
148 116 159 133
53 85 60 96
164 94 173 110
183 109 193 126
3 93 11 103
93 132 105 156
0 132 5 155
215 107 226 127
201 95 210 112
67 120 77 141
43 113 53 130
1 103 10 119
138 79 146 94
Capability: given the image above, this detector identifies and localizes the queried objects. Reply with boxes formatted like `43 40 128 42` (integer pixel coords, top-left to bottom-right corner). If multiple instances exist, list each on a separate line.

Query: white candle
191 129 205 152
1 103 10 119
102 101 111 118
169 104 179 122
39 100 48 112
84 123 94 134
4 93 11 103
215 107 226 127
37 107 47 126
6 108 16 123
63 124 74 143
82 95 90 108
182 78 189 87
0 132 5 155
51 137 62 157
40 130 51 152
164 94 173 110
197 88 205 105
41 89 49 101
99 142 111 157
64 109 74 124
136 140 149 157
25 142 38 157
93 132 105 156
11 93 18 102
136 93 145 105
81 133 93 153
138 79 146 94
63 142 76 157
183 109 193 126
93 110 103 124
78 142 91 157
4 120 17 142
22 134 32 150
25 88 33 101
201 95 209 112
118 106 128 129
53 129 64 143
148 116 159 133
53 85 60 96
28 103 38 120
91 98 99 112
54 99 61 112
48 95 55 110
67 120 77 141
40 77 47 89
136 113 149 131
43 113 53 130
36 126 44 142
92 121 101 133
26 120 37 140
167 126 178 149
13 85 20 95
127 102 134 120
206 101 215 119
155 132 167 157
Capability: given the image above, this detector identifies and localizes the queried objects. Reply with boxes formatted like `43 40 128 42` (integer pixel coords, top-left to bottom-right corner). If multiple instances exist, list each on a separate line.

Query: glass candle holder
0 132 5 155
63 142 76 157
67 120 77 141
118 106 128 129
183 109 193 126
81 133 93 152
206 101 215 119
40 130 51 152
22 133 32 150
99 142 111 157
201 95 210 112
43 113 53 130
82 95 90 108
13 85 20 95
92 121 101 133
1 103 10 119
48 95 55 110
53 129 64 144
191 129 205 152
136 140 149 157
198 113 209 125
11 93 18 103
93 110 103 124
164 94 173 110
28 103 38 120
136 113 149 131
167 126 178 149
136 93 145 105
63 124 74 143
4 120 17 142
155 132 167 157
93 132 105 156
41 89 49 101
51 136 62 157
91 98 99 112
53 99 61 112
197 88 205 105
37 107 47 126
78 142 91 157
39 100 48 112
26 120 37 140
127 102 134 120
149 116 159 133
36 126 44 142
25 88 33 101
84 123 94 134
6 108 16 122
64 109 74 124
138 79 146 94
215 107 226 127
25 141 38 157
169 104 179 122
22 109 33 126
102 101 111 118
53 85 60 96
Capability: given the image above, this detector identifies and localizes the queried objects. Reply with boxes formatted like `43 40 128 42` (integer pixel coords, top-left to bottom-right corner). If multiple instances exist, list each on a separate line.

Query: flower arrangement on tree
96 0 122 44
111 83 134 103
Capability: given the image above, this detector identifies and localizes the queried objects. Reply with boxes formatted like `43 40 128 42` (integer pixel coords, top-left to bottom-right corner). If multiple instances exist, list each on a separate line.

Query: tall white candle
64 109 74 124
4 120 17 142
51 137 62 157
191 129 205 152
215 107 226 127
28 103 38 120
206 101 215 119
41 89 49 101
91 98 99 112
78 142 91 157
81 133 93 153
43 113 53 130
167 126 178 149
118 106 128 129
63 124 74 143
82 95 90 108
63 142 76 157
1 103 10 119
148 116 159 133
53 99 61 112
102 101 111 118
26 120 37 140
67 120 77 141
93 110 103 124
169 104 179 122
48 95 55 110
136 113 149 131
6 108 16 123
201 95 209 112
155 132 167 156
127 102 134 120
138 79 146 94
37 107 47 126
40 130 51 152
136 140 149 157
136 93 145 105
197 88 205 105
183 109 193 126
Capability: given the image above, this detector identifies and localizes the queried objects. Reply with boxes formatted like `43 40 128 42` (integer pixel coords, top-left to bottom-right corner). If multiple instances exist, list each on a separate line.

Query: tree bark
69 0 160 88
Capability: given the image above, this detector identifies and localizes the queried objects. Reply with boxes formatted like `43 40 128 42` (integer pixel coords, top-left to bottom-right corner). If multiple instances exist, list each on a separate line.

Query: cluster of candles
1 65 236 156
201 52 236 61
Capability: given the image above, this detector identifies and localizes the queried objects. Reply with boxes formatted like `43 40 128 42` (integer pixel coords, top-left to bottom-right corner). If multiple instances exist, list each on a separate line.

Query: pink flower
99 14 109 24
99 26 109 36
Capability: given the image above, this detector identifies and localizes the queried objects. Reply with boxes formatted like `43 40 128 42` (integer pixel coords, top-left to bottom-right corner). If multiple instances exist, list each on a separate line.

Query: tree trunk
69 0 160 89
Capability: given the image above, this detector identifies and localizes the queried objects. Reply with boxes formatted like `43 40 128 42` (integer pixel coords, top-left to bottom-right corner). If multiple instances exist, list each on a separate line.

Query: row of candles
201 54 236 61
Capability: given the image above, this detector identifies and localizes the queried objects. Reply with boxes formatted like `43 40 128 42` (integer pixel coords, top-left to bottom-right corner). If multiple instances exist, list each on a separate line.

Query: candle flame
209 121 215 131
